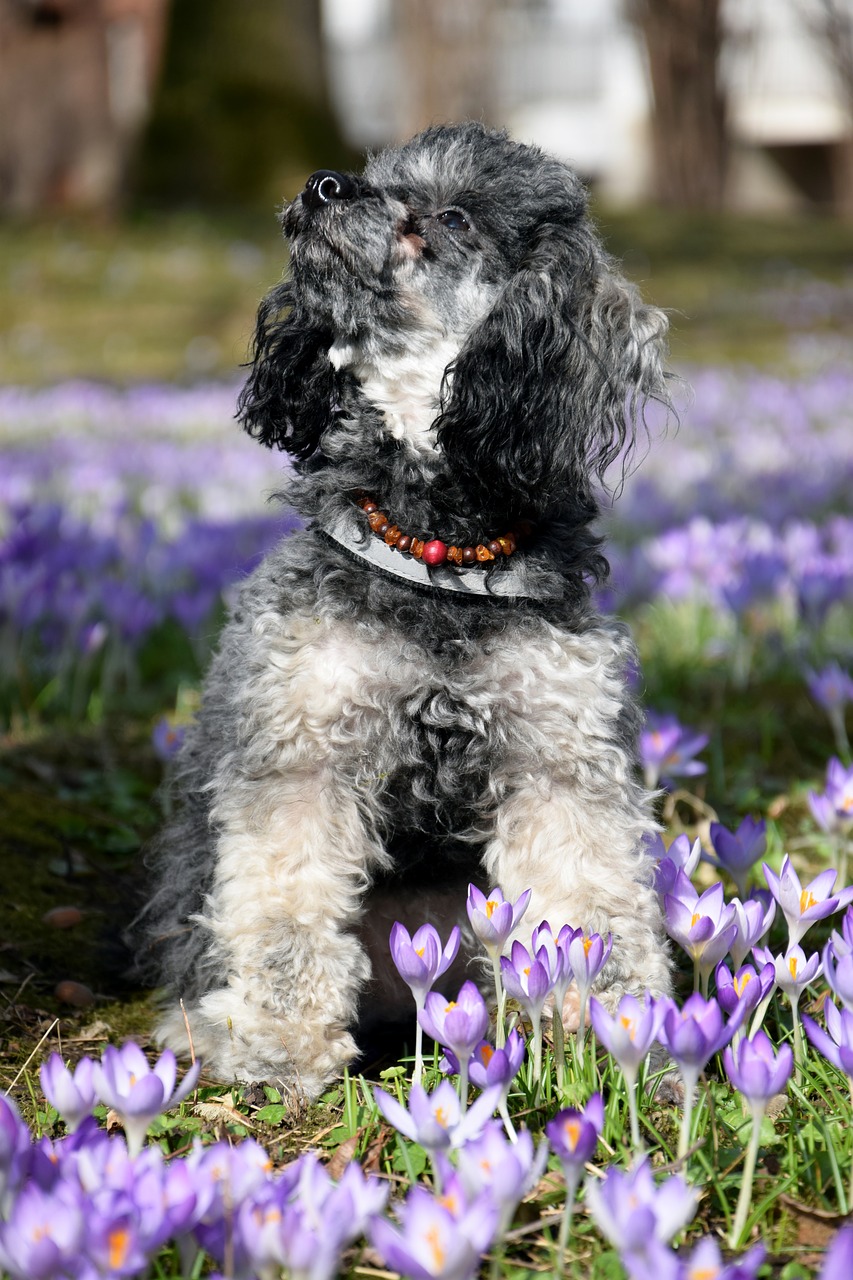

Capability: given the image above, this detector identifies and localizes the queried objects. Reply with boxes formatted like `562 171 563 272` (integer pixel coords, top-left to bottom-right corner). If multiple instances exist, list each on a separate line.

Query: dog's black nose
302 170 356 210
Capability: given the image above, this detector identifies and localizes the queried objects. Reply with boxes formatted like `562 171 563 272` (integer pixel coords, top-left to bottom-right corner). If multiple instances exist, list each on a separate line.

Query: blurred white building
321 0 853 211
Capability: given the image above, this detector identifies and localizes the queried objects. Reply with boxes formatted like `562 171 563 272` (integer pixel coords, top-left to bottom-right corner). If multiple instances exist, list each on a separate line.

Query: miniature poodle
138 121 673 1097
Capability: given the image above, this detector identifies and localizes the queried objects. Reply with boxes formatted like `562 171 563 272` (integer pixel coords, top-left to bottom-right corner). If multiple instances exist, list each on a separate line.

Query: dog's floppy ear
236 281 338 462
436 216 669 517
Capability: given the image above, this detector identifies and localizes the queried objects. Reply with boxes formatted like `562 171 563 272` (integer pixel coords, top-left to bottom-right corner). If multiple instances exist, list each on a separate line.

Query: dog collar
317 505 541 599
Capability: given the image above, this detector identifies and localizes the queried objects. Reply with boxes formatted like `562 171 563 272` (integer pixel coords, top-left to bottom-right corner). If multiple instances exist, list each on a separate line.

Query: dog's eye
436 209 470 233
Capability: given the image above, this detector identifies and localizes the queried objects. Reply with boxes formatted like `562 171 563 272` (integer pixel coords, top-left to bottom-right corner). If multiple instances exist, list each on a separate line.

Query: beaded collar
316 495 542 599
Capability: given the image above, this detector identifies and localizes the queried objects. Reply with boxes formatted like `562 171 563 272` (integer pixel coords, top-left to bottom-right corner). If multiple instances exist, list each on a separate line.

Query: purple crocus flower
639 712 708 790
647 832 702 896
728 895 776 970
808 663 853 714
370 1183 498 1280
499 939 556 1090
823 938 853 1013
820 1224 853 1280
151 717 186 761
830 905 853 958
680 1236 765 1280
585 1160 698 1279
752 943 822 1018
565 929 613 1046
466 885 531 955
373 1081 502 1153
545 1092 604 1189
723 1029 794 1247
390 923 461 1005
39 1053 97 1133
444 1030 525 1093
802 999 853 1078
589 992 670 1150
235 1153 389 1280
657 992 743 1158
715 961 775 1022
531 920 573 1013
707 817 767 899
419 982 490 1098
442 1031 526 1140
0 1180 85 1280
723 1028 794 1108
664 872 737 991
807 664 853 758
762 856 853 948
657 991 742 1069
808 759 853 835
92 1042 202 1157
0 1093 32 1213
390 921 461 1084
454 1123 547 1234
589 992 669 1084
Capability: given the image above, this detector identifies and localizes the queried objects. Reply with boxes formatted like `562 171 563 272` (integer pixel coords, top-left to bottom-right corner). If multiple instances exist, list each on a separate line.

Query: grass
2 203 853 383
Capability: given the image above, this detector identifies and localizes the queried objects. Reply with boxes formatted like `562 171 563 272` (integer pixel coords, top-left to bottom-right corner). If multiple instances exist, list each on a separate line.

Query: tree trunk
0 0 169 215
134 0 356 209
395 0 499 140
632 0 728 210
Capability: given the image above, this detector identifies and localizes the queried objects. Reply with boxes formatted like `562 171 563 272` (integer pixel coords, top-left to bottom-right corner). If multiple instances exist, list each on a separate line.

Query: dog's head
239 122 669 518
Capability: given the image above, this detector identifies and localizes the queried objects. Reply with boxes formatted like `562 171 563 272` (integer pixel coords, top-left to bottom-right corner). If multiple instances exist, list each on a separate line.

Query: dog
139 121 673 1098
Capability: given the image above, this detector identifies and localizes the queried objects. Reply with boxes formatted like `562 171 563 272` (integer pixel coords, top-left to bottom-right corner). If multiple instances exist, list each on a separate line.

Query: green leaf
254 1104 288 1126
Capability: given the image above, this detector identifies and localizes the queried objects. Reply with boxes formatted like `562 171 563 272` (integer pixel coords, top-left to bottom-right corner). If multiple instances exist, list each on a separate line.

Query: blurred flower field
2 215 853 1278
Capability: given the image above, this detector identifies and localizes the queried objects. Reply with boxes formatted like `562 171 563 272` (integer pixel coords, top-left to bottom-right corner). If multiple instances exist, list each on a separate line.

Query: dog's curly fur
137 122 673 1097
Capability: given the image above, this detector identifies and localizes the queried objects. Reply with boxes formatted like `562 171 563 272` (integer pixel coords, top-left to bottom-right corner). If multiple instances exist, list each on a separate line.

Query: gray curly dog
136 121 674 1099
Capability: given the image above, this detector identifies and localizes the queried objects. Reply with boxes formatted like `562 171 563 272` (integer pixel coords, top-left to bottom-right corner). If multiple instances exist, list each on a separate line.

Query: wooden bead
422 539 448 566
461 547 477 565
475 544 494 561
397 534 412 553
362 502 378 515
487 540 502 557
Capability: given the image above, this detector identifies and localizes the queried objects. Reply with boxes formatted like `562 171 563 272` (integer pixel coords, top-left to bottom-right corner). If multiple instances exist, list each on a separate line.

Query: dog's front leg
483 775 671 1024
161 765 381 1101
479 621 672 1021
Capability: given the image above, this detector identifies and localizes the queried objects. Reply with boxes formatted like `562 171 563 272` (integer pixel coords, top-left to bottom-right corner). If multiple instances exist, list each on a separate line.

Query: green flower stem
729 1101 765 1249
458 1059 469 1109
557 1174 581 1260
530 1009 544 1105
829 707 851 764
749 990 774 1038
499 1098 517 1143
624 1069 642 1154
834 831 851 892
848 1080 853 1210
677 1068 699 1162
552 1004 567 1093
412 1017 424 1087
576 990 589 1068
491 952 507 1049
790 995 805 1082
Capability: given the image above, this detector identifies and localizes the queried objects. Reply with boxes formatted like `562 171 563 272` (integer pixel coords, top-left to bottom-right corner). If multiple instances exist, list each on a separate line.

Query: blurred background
1 1 852 1017
2 0 853 379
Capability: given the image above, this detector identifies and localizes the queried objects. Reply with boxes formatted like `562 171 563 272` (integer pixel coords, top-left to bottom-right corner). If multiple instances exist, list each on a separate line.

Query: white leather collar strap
317 508 541 600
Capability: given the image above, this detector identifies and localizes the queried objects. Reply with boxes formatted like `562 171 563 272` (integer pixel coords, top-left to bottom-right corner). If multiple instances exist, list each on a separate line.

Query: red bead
422 539 448 566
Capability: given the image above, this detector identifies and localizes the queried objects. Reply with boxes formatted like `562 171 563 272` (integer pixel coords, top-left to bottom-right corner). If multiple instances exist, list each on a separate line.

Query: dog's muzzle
302 170 358 211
